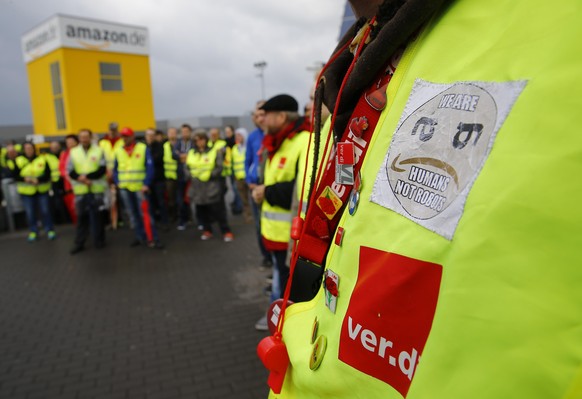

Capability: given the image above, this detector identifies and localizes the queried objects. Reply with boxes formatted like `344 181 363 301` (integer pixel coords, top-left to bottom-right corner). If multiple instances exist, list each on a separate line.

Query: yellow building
21 14 155 137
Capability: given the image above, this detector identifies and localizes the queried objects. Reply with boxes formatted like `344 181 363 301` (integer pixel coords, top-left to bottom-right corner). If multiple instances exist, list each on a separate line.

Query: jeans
166 179 188 225
270 250 289 302
196 200 231 234
74 193 105 247
118 189 159 243
230 175 243 214
21 193 54 234
150 180 169 225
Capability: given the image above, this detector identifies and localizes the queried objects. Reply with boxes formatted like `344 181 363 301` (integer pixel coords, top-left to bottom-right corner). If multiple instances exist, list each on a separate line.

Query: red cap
120 127 134 137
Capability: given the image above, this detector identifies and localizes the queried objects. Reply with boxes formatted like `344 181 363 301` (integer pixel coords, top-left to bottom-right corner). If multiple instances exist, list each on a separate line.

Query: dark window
50 62 66 130
99 62 122 92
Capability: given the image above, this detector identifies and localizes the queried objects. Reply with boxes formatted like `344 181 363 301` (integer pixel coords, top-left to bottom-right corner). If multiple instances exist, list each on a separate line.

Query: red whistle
257 335 289 394
290 216 304 240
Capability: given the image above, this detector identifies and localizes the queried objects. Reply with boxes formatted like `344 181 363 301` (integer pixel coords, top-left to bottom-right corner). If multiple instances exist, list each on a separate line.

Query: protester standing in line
113 127 164 249
251 94 310 330
68 129 106 254
145 128 169 229
59 134 79 224
232 128 252 223
186 131 234 242
163 127 183 228
44 140 68 224
245 101 273 269
100 122 125 229
176 124 193 230
9 141 55 242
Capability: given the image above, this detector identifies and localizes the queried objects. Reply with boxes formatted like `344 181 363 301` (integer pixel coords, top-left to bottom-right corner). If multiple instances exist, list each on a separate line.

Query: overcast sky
0 0 346 125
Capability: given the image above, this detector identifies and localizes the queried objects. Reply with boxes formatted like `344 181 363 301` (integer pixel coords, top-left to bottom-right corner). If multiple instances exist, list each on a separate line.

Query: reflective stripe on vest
15 156 51 195
70 145 106 195
116 143 147 192
163 141 178 180
261 131 309 244
186 147 217 182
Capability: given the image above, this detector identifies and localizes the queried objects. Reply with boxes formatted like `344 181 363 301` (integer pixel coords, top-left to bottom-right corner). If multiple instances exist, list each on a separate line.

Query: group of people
0 121 264 253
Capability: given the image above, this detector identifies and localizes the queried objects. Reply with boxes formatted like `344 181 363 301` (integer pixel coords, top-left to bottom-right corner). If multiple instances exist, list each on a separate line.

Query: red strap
296 69 393 265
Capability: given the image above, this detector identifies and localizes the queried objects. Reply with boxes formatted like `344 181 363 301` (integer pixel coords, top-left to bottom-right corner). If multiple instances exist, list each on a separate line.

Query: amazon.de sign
22 14 149 64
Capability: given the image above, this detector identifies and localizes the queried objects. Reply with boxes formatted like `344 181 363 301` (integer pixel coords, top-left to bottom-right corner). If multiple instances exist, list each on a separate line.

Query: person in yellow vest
60 134 80 224
186 130 234 242
100 122 125 229
67 129 106 254
9 141 55 242
163 127 189 230
113 127 164 249
1 141 22 178
250 94 310 331
99 122 124 172
232 127 252 223
261 1 582 398
44 140 69 224
208 127 232 199
145 128 169 229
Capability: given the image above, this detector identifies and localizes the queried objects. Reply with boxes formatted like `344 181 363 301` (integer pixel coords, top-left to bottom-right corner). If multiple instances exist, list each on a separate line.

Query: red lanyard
258 18 399 395
295 67 392 266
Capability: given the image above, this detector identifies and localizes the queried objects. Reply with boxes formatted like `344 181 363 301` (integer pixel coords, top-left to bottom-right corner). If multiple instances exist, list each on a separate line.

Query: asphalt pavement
0 214 271 399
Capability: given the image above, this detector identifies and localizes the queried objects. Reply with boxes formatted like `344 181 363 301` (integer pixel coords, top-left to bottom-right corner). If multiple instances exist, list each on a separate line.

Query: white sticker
371 79 527 240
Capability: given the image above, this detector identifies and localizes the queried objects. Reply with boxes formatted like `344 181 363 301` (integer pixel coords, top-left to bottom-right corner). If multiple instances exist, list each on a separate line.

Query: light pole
254 61 267 99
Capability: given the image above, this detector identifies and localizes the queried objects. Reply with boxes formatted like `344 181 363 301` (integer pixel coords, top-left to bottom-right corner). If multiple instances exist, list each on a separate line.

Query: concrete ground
0 214 271 399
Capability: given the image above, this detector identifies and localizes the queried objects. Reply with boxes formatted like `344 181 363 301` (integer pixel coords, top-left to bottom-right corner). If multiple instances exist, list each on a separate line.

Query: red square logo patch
278 157 287 169
339 247 442 397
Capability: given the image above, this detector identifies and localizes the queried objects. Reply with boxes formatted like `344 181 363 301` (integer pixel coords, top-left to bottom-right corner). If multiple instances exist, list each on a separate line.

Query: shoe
95 242 105 249
265 275 273 284
70 245 84 255
47 231 56 240
255 315 268 331
201 231 213 240
147 241 165 249
27 232 37 243
176 224 186 231
130 239 142 247
197 225 204 231
223 232 234 242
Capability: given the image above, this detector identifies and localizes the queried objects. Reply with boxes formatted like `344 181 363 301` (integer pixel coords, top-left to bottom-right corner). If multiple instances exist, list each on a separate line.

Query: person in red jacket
59 134 79 224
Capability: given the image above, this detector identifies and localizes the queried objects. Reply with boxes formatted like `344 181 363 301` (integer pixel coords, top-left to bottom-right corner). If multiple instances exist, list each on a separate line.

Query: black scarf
320 0 448 139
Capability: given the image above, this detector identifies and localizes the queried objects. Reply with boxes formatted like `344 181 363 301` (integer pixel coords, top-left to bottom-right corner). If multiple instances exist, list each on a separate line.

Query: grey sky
0 0 345 125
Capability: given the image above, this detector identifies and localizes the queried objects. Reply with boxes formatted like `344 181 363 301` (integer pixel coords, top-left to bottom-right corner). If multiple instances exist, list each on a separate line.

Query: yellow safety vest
163 141 178 180
69 145 106 195
275 1 582 399
186 147 217 182
43 153 61 183
231 144 246 180
99 138 124 171
14 156 51 195
210 140 232 177
1 145 22 170
115 143 147 192
261 131 309 245
0 148 6 169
